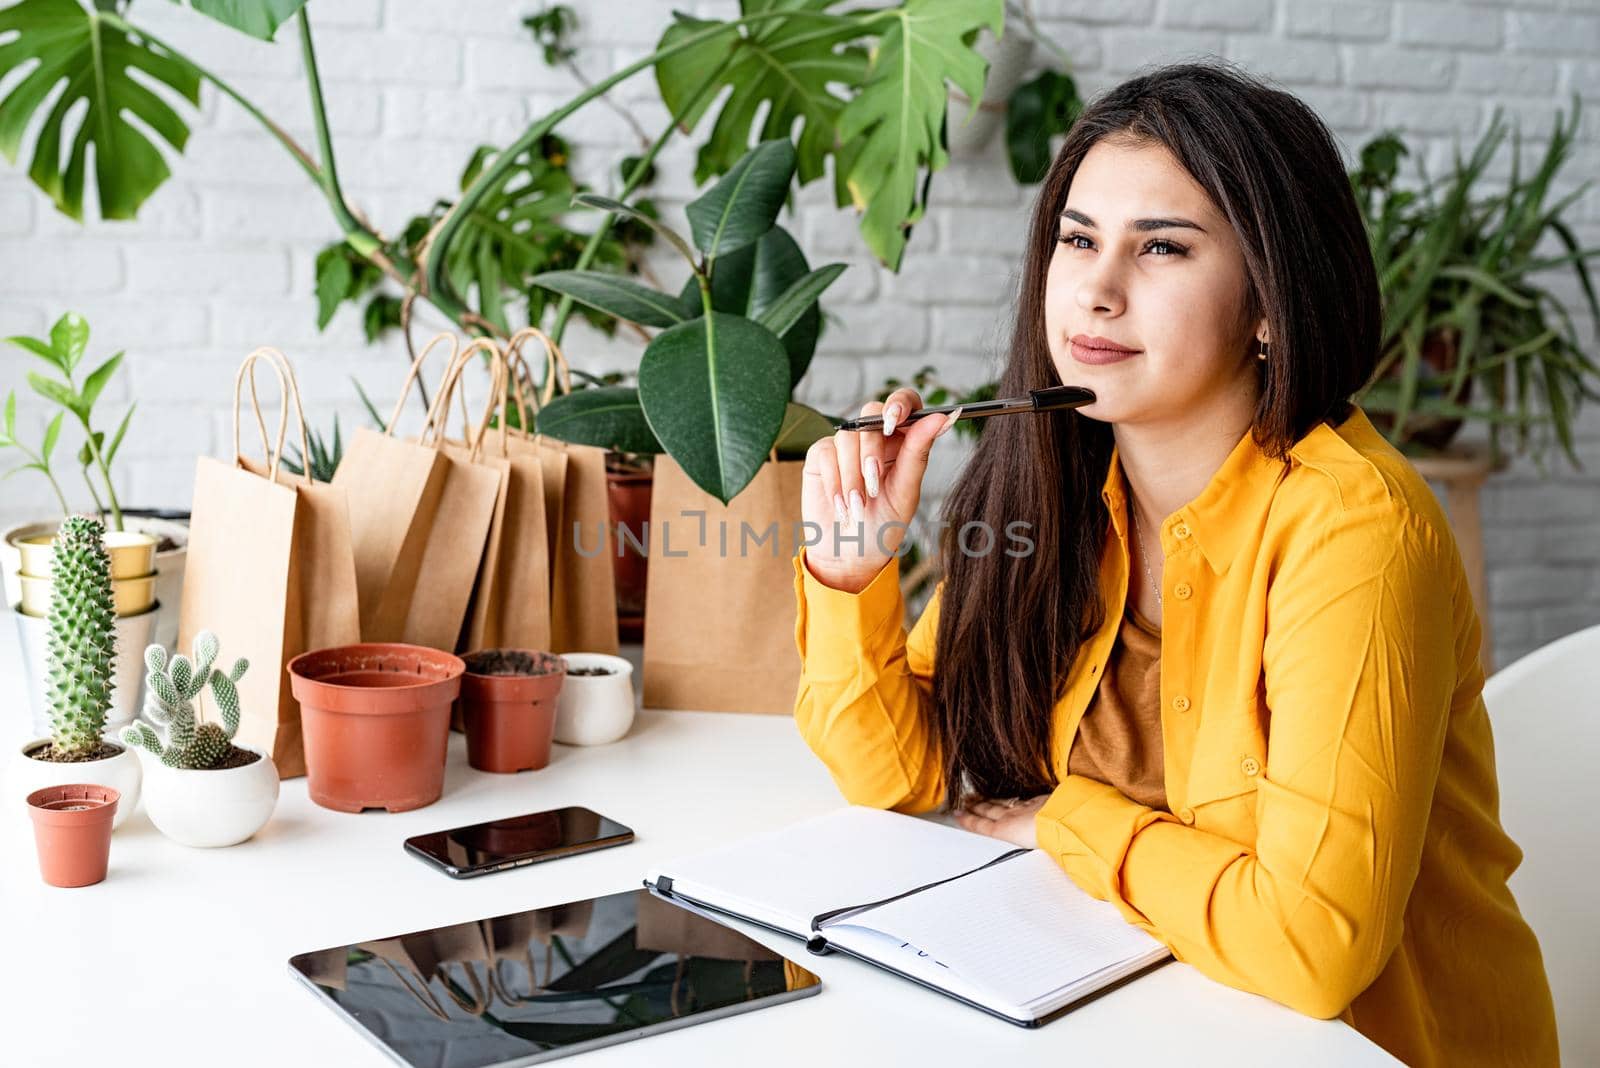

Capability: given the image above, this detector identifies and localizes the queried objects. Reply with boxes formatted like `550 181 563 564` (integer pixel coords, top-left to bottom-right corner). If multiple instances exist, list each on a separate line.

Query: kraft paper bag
642 454 805 714
504 328 617 656
461 332 553 653
179 349 361 778
548 439 619 654
400 339 505 653
331 333 455 641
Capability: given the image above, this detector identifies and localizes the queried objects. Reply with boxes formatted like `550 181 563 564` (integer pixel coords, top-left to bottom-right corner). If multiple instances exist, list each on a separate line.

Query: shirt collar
1100 408 1364 574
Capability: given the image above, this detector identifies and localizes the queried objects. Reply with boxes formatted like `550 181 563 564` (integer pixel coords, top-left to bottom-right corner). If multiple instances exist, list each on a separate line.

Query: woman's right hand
800 388 962 593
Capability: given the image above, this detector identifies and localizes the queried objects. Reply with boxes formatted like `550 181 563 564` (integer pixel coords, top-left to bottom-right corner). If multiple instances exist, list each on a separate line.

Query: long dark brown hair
930 61 1381 808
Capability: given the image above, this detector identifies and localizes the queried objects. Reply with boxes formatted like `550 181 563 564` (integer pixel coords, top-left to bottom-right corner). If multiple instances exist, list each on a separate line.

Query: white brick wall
4 0 1599 668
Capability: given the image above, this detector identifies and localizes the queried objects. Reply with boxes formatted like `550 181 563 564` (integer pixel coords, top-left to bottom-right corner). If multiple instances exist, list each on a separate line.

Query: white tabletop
1 615 1395 1067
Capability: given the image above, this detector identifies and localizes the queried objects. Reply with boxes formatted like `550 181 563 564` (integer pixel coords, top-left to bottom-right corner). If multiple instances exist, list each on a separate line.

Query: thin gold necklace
1130 504 1163 610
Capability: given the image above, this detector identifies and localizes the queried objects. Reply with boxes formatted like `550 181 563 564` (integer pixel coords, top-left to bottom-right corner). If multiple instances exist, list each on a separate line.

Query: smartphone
403 805 634 879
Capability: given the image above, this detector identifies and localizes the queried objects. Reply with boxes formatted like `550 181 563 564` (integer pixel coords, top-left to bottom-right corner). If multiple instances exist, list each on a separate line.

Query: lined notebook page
827 849 1168 1013
645 806 1018 936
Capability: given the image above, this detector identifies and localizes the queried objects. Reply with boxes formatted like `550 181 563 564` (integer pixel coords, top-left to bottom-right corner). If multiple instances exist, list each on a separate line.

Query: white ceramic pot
3 515 187 651
13 601 158 739
138 745 279 848
15 738 142 830
554 653 637 746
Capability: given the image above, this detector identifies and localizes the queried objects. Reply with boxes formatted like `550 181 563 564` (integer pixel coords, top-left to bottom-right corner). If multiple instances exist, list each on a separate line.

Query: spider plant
1350 96 1600 474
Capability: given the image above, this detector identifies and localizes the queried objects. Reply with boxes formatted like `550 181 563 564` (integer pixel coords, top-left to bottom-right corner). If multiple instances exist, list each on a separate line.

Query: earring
1257 339 1269 361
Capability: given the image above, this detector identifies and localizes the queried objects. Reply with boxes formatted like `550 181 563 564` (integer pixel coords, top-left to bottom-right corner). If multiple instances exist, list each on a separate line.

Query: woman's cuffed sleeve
1036 507 1459 1020
792 545 945 813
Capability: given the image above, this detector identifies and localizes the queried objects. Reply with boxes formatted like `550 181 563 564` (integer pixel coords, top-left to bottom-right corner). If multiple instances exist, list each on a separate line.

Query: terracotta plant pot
27 784 119 888
606 454 654 643
458 649 566 774
1366 329 1470 453
15 738 142 830
288 643 465 814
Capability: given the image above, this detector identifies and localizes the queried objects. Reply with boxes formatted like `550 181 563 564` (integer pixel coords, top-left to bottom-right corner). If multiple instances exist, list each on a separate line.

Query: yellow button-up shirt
791 405 1558 1066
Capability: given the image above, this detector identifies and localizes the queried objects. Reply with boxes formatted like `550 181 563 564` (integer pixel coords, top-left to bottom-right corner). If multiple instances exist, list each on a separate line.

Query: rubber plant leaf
637 311 791 504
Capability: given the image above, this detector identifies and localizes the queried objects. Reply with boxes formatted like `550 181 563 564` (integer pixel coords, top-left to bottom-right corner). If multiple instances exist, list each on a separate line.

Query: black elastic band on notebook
806 847 1030 946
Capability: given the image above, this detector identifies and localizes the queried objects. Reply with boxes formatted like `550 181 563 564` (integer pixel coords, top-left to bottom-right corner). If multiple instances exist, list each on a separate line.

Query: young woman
795 62 1558 1066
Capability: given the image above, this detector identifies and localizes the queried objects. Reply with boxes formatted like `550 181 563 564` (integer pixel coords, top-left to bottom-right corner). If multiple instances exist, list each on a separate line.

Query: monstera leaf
655 3 869 188
439 142 584 332
837 0 1003 267
656 0 1002 270
0 0 202 220
171 0 310 41
637 312 791 504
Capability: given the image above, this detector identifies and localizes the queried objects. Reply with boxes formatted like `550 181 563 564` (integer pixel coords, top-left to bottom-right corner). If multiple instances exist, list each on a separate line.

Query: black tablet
289 888 822 1067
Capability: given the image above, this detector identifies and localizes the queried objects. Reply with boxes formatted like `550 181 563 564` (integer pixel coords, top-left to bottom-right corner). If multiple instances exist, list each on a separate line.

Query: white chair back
1482 622 1600 1065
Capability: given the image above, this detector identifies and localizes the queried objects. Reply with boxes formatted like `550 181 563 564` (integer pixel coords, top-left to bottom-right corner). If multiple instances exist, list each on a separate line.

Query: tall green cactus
45 515 117 759
121 631 250 770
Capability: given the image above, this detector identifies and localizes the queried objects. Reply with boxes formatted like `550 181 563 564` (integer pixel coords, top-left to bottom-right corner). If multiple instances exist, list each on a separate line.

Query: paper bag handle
421 337 506 461
384 332 460 436
504 327 572 411
232 347 313 485
500 331 541 427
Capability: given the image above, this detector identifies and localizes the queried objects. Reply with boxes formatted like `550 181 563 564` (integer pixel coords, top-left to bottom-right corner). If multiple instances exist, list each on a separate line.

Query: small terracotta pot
288 643 465 814
458 649 567 774
27 784 120 888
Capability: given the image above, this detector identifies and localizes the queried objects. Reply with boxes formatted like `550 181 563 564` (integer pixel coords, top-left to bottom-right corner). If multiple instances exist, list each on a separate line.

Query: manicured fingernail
864 456 880 498
848 489 865 524
883 404 901 436
935 406 964 438
833 493 848 522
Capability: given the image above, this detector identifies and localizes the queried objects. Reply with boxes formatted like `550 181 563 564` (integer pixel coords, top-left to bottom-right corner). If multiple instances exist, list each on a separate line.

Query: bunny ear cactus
45 515 117 759
122 630 251 770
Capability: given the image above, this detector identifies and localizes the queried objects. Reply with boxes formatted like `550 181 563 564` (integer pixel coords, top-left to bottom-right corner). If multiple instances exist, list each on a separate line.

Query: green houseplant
1 310 175 645
1349 100 1600 473
2 312 136 530
0 0 1008 422
0 1 998 334
12 516 144 829
123 631 279 847
530 138 844 503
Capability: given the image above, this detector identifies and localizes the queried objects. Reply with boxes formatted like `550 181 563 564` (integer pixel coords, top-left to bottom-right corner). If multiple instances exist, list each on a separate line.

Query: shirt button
1171 695 1191 713
1241 757 1261 777
1174 582 1193 599
1179 807 1195 824
1171 522 1191 540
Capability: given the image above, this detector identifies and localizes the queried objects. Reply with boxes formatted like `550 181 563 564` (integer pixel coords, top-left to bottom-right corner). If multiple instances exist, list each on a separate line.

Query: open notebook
642 806 1171 1027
